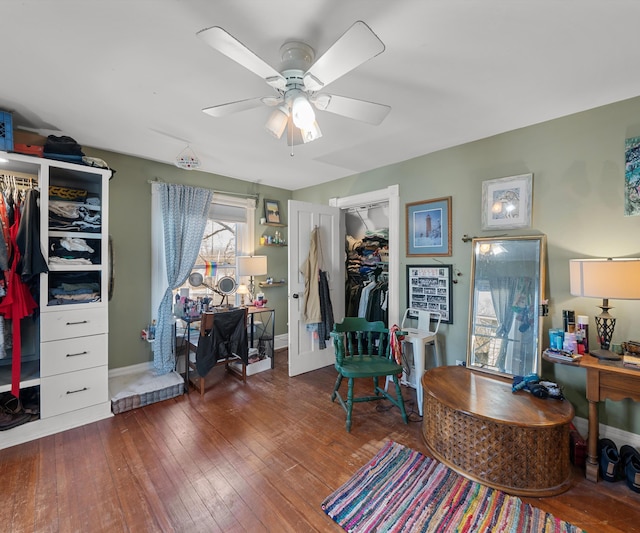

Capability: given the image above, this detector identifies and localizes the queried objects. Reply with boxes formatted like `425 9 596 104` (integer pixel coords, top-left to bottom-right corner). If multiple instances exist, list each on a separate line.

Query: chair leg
392 375 409 425
413 338 426 417
331 374 343 402
346 378 354 432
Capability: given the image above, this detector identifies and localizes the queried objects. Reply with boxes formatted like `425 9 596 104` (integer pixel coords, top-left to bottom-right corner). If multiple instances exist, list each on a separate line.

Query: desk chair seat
190 308 248 396
387 308 442 416
331 318 408 432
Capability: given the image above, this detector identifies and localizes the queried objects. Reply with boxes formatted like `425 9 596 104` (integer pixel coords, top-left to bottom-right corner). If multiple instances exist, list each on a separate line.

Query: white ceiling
3 1 640 191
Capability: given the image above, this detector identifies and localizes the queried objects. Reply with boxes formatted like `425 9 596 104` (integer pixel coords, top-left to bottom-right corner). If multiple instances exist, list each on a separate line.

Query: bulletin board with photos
406 264 453 324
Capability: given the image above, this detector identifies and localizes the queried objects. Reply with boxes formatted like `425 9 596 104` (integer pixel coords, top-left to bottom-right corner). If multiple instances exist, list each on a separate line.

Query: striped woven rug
322 441 583 533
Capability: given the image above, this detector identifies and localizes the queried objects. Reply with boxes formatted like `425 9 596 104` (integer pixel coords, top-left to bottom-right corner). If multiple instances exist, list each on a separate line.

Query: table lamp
237 255 267 301
569 258 640 360
236 284 250 306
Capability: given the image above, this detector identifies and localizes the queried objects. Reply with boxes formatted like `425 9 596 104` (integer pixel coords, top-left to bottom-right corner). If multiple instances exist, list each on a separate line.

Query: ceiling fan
197 21 391 145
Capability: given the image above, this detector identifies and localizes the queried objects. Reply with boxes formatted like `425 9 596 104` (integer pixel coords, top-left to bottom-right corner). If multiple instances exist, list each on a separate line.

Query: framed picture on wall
264 199 281 224
406 264 453 324
625 136 640 216
406 196 452 256
481 173 533 230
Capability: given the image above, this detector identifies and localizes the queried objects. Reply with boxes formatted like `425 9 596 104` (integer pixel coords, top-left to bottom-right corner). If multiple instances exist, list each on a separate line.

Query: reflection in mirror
467 235 547 378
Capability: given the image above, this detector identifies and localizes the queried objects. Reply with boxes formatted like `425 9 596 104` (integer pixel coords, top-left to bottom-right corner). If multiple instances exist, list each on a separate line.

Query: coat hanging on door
300 226 334 349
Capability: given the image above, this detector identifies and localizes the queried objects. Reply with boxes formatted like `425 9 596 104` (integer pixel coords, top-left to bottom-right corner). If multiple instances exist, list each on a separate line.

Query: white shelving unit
0 151 112 449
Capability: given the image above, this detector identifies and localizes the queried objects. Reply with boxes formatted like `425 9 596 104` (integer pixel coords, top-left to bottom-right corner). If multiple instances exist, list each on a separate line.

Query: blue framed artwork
406 196 452 256
625 136 640 217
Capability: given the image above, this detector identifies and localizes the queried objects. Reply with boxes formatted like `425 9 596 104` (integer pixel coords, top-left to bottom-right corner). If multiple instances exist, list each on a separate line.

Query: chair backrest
331 317 391 367
200 307 247 336
401 308 441 335
196 307 249 376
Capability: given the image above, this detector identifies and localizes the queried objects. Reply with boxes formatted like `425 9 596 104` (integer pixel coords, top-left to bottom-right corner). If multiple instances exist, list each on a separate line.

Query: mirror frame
466 235 547 379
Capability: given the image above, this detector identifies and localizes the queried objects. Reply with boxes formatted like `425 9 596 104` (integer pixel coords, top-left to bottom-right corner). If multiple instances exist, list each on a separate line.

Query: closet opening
344 203 390 325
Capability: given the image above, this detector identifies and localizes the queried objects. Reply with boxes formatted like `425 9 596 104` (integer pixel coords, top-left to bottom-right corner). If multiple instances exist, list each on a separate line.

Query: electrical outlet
456 359 466 367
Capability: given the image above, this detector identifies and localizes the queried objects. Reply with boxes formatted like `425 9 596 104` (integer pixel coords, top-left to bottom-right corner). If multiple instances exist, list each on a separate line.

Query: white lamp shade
236 284 249 295
569 258 640 299
237 255 268 277
265 108 288 139
291 94 315 129
300 120 322 143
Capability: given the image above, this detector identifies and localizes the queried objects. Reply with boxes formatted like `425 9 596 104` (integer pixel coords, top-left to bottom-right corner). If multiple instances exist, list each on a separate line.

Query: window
151 186 256 315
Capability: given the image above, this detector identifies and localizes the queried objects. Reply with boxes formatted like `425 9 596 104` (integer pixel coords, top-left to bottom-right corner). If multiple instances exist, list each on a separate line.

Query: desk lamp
236 284 250 306
569 258 640 360
237 255 267 302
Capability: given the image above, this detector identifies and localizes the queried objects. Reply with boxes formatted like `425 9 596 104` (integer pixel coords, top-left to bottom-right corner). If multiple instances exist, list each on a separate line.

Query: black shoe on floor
621 445 640 493
598 438 621 482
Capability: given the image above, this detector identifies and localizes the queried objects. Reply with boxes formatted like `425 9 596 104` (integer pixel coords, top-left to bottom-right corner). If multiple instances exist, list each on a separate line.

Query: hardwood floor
1 350 639 532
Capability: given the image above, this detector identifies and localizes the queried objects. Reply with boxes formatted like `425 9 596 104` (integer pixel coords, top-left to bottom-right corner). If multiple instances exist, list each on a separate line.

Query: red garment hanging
0 206 38 397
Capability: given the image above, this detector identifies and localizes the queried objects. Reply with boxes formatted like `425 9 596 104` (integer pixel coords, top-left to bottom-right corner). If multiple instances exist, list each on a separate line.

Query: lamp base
589 348 621 361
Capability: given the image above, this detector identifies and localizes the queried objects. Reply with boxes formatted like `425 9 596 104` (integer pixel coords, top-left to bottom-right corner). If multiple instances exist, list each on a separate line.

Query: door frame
329 184 400 326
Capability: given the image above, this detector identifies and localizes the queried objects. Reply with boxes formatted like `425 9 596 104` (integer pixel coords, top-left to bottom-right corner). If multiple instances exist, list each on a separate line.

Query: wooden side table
577 354 640 482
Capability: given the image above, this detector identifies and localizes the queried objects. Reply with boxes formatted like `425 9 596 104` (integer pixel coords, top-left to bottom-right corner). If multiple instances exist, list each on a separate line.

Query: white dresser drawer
41 366 108 419
41 334 107 377
41 307 108 342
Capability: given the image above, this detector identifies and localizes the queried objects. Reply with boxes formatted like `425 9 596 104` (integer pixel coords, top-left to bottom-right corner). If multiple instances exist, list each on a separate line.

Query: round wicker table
421 365 574 496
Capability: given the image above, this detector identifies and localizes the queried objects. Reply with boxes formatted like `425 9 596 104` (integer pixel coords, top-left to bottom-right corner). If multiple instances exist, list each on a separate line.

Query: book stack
543 348 583 364
623 353 640 369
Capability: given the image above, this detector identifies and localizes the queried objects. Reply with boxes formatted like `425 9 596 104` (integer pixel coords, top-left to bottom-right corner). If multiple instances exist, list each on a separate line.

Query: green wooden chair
331 318 408 432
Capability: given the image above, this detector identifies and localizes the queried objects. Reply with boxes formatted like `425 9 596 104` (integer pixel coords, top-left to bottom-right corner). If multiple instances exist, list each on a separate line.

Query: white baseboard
275 333 288 351
573 416 640 449
109 361 154 378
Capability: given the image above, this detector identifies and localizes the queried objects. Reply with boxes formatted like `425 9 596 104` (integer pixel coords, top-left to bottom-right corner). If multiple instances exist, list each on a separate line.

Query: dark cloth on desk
195 309 248 377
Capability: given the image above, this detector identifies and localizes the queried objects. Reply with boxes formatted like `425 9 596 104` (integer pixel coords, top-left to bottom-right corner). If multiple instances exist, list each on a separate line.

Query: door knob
292 293 299 299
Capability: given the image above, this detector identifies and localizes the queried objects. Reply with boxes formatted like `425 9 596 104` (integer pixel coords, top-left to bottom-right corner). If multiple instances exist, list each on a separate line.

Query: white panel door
287 200 343 376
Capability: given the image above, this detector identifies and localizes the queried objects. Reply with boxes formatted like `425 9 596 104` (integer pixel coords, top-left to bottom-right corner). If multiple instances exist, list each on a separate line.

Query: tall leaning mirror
467 235 547 378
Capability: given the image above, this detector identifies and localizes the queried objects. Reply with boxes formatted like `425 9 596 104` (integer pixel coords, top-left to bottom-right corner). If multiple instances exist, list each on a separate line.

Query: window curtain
154 184 214 374
489 276 518 371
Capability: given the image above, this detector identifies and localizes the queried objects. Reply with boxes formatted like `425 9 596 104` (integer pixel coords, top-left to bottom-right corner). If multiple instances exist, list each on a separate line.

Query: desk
577 354 640 482
175 306 275 393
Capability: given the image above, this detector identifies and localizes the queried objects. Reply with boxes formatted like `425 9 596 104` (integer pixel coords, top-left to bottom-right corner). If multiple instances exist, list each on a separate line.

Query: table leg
586 398 599 482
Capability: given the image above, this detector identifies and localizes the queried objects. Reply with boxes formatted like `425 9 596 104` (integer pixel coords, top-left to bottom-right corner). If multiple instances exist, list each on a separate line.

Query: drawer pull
66 387 89 395
66 320 89 326
66 351 88 357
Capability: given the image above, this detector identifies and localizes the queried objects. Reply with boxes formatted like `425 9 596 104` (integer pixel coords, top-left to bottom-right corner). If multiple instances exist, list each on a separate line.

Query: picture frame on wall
406 196 452 256
624 136 640 217
264 199 281 224
406 264 453 324
481 173 533 230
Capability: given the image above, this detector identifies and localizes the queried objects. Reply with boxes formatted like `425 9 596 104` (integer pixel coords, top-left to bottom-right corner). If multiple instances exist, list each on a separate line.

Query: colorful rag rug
322 441 583 533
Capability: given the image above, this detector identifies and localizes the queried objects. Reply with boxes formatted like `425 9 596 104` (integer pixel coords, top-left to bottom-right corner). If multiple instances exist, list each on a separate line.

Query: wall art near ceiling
406 264 453 324
481 173 533 230
625 136 640 216
264 199 282 224
406 196 452 256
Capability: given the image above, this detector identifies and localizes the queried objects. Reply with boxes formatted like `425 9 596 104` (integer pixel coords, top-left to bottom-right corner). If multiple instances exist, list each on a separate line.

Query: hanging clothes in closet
0 176 47 398
345 228 389 325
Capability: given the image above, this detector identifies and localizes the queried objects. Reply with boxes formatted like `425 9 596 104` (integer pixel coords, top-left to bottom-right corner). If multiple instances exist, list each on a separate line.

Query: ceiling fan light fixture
291 93 315 129
265 107 289 139
300 120 322 143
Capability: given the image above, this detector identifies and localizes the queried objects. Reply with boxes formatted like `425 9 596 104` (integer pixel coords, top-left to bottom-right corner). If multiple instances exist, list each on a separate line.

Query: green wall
293 95 640 435
87 94 640 436
82 148 291 371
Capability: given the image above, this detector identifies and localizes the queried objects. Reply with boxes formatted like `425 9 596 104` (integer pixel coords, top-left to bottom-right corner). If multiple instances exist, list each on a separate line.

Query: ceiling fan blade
197 26 286 89
313 94 390 125
202 97 265 118
303 21 385 91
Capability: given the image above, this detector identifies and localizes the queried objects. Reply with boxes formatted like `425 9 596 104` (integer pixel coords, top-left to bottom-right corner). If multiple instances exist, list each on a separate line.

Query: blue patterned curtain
154 184 214 374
